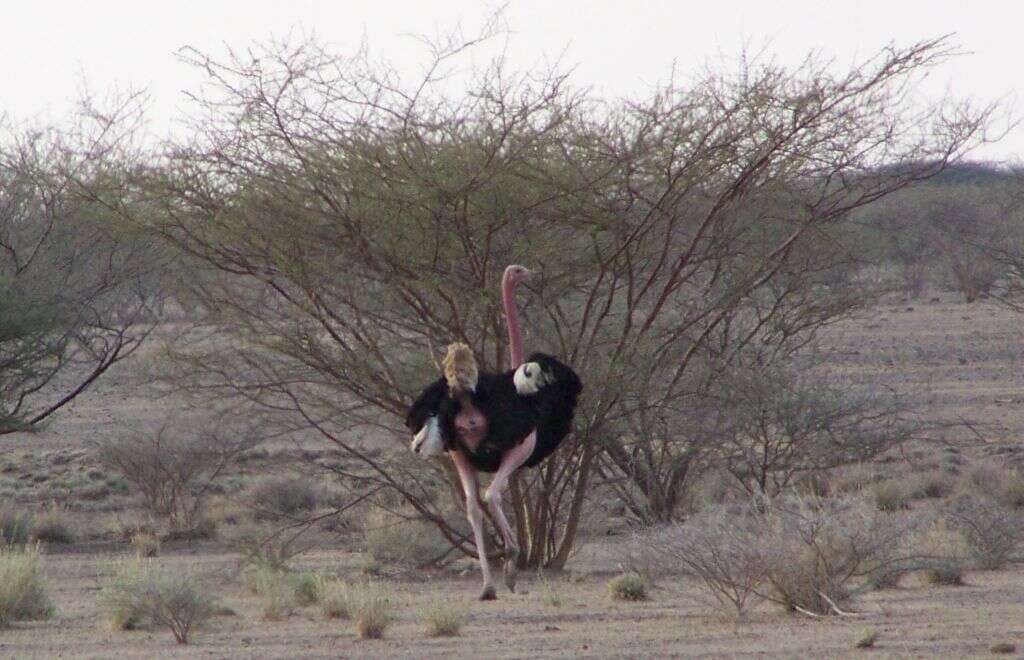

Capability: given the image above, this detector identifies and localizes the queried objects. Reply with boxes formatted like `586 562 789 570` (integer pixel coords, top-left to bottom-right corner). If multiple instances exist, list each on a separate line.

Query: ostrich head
502 264 532 288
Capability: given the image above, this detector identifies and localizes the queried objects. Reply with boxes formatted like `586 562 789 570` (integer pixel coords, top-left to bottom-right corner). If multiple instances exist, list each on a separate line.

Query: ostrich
405 265 582 600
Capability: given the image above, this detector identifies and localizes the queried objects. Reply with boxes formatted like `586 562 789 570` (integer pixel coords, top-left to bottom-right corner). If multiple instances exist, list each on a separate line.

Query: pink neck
502 273 524 369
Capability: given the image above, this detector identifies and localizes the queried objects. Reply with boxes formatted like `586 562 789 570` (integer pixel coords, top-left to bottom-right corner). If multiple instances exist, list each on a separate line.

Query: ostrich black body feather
405 353 583 472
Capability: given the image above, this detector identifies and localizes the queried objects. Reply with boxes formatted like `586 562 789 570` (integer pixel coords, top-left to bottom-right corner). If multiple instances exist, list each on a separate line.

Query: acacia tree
128 30 991 564
0 101 162 434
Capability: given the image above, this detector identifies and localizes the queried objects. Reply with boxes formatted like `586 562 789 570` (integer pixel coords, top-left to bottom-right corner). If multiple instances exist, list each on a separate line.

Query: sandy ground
3 543 1024 659
3 296 1024 658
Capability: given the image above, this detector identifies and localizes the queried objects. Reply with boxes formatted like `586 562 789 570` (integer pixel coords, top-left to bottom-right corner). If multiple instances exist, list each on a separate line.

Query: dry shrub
639 495 917 616
955 462 1024 511
762 496 918 615
249 567 324 620
350 583 391 639
221 520 316 569
607 572 647 601
314 578 351 619
31 505 74 545
0 544 53 625
251 478 318 521
908 469 954 499
96 420 255 534
0 503 33 546
421 598 466 637
362 511 449 568
131 531 161 558
640 505 768 616
915 520 969 585
831 464 879 494
873 480 911 512
944 495 1022 570
98 559 216 643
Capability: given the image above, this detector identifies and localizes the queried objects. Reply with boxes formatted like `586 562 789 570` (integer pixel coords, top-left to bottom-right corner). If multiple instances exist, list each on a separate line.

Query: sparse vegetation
608 572 647 602
0 544 53 625
917 521 969 585
421 598 466 637
251 478 318 521
945 495 1022 570
874 480 912 512
350 583 391 640
98 560 216 643
362 511 449 568
96 419 257 534
0 503 33 546
314 577 351 620
221 520 316 569
538 572 564 608
31 505 74 545
856 628 879 649
131 531 161 558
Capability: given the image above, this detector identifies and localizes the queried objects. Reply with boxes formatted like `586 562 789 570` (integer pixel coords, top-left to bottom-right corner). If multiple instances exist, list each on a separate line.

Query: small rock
990 642 1015 654
544 625 561 632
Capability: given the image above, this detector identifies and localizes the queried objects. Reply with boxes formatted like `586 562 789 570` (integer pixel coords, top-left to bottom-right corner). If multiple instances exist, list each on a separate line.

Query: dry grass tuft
131 531 161 558
350 583 391 640
0 544 53 625
0 503 33 547
421 598 466 637
873 480 911 512
916 520 969 586
608 572 647 601
32 504 74 545
314 577 351 619
856 628 879 649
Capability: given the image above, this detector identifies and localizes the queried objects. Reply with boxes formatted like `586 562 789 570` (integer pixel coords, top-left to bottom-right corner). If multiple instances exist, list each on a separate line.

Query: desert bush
1000 475 1024 509
251 478 318 521
915 520 969 585
0 503 33 546
363 511 449 568
608 572 647 602
0 544 53 625
32 505 74 544
830 464 880 494
762 496 919 615
314 578 351 619
640 505 769 616
221 520 316 569
909 470 954 499
873 480 911 512
944 495 1022 570
96 418 258 534
131 531 161 558
98 559 216 643
249 566 323 619
349 583 391 640
421 598 466 637
957 462 1024 510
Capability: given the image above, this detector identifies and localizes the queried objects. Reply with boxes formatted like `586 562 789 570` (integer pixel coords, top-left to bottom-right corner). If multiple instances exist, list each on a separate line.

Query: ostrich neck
502 277 524 369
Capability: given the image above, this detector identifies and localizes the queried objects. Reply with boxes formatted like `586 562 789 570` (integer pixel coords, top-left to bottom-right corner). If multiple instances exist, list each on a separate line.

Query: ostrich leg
451 450 496 600
483 430 535 591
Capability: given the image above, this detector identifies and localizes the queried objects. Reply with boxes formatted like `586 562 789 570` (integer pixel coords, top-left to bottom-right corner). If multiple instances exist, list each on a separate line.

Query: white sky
2 0 1021 160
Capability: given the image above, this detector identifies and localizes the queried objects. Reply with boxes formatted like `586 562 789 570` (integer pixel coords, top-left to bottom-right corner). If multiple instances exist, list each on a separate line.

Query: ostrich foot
504 547 521 592
479 584 497 601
